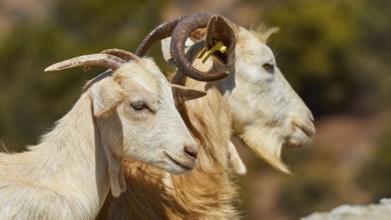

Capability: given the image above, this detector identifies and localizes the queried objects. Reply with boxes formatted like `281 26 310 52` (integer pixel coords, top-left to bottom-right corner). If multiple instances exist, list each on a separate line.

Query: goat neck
0 91 111 219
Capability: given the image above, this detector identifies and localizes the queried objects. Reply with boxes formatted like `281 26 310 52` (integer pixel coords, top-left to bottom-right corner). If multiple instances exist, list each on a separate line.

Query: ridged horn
101 48 141 62
45 53 127 72
135 16 187 56
170 13 229 82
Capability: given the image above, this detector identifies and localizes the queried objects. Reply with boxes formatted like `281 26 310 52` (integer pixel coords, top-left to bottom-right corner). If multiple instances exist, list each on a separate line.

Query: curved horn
170 13 229 82
83 48 139 72
44 54 127 72
101 48 140 62
135 16 187 56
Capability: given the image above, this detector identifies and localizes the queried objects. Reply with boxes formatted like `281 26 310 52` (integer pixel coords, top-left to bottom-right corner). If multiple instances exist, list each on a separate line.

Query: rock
301 198 391 220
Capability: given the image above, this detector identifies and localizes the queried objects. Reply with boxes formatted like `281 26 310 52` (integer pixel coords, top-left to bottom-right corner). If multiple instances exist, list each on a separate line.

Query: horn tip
217 71 229 79
44 65 65 72
44 66 56 72
44 62 71 72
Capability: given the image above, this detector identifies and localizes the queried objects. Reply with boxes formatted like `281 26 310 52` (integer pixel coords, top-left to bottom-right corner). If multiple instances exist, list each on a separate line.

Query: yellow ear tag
197 41 227 63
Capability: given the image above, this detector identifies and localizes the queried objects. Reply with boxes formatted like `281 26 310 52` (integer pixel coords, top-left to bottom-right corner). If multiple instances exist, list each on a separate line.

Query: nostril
184 146 198 159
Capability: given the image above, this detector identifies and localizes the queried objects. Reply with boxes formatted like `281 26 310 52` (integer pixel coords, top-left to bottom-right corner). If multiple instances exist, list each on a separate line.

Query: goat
97 13 315 219
0 49 205 219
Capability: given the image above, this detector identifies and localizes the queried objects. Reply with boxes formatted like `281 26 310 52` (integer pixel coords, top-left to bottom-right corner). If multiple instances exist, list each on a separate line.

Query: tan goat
97 13 315 219
0 49 204 219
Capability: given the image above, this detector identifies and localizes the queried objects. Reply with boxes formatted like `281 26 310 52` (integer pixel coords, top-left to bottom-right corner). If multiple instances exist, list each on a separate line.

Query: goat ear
171 84 206 101
103 146 126 197
205 15 236 65
108 160 126 197
91 79 123 117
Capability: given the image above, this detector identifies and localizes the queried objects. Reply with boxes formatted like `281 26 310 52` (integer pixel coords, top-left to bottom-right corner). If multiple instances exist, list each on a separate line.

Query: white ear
161 37 196 64
106 154 126 197
90 79 123 117
117 163 126 193
101 134 126 197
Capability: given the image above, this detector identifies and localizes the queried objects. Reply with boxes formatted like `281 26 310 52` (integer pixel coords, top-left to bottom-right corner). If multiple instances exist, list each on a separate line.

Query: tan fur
97 24 315 219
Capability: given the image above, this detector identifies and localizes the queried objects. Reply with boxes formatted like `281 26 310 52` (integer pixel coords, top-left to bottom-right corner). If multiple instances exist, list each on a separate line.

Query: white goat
0 49 204 219
97 13 315 219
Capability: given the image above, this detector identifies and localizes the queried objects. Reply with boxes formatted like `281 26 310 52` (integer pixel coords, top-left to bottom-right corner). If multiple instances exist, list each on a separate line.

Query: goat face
45 53 201 175
91 59 200 175
157 14 315 172
224 27 315 172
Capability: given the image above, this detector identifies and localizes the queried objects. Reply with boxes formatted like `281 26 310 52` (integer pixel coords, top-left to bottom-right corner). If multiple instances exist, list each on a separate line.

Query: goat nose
184 145 198 159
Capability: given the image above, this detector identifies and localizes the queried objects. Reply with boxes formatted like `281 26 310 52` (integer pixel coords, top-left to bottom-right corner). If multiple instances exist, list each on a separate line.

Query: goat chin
240 127 290 174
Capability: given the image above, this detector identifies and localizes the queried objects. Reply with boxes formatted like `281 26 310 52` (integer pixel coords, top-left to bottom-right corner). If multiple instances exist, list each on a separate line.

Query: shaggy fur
97 86 240 219
97 22 315 219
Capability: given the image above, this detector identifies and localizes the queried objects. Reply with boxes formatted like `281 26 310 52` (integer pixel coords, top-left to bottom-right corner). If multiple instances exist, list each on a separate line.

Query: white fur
162 26 315 173
94 23 316 220
0 58 198 219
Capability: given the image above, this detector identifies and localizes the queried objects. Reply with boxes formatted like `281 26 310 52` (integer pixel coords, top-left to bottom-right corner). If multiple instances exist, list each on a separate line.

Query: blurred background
0 0 390 219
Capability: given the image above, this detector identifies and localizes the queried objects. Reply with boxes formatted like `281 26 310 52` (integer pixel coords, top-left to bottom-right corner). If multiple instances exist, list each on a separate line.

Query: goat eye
262 63 274 72
130 101 146 111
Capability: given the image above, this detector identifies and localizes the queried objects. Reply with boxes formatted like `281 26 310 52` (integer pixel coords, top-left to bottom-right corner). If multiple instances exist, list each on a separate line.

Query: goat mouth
284 131 312 149
293 121 315 138
283 122 315 149
165 153 193 172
